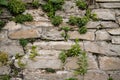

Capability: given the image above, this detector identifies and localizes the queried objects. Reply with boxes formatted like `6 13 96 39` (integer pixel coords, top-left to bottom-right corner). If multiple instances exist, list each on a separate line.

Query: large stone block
100 3 120 8
86 21 100 29
112 36 120 44
107 28 120 35
96 30 111 40
84 70 108 80
92 9 115 20
68 30 95 41
9 29 40 39
33 41 83 50
100 21 119 29
99 56 120 70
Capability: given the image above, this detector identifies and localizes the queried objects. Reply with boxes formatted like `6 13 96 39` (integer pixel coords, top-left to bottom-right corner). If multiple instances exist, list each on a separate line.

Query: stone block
100 3 120 8
92 9 115 20
107 28 120 35
99 56 120 70
112 36 120 44
96 30 111 40
9 29 40 39
84 70 108 80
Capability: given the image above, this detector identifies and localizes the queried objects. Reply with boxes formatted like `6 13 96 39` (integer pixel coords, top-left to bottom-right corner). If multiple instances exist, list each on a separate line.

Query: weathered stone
4 21 21 31
111 71 120 80
86 21 100 29
9 29 40 39
115 10 120 16
99 56 120 70
10 78 22 80
0 30 8 42
33 41 83 50
69 30 95 41
112 36 120 44
84 41 109 55
87 54 98 70
92 9 115 20
84 70 108 80
101 21 119 28
37 50 61 58
96 30 111 40
107 28 120 35
0 43 24 56
64 57 79 70
109 45 120 56
96 0 120 2
41 29 64 40
24 69 83 80
18 57 62 69
0 66 10 75
100 3 120 8
117 17 120 25
24 21 53 28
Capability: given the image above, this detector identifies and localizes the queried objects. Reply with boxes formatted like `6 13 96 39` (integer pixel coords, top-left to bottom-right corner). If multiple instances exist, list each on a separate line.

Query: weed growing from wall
65 77 78 80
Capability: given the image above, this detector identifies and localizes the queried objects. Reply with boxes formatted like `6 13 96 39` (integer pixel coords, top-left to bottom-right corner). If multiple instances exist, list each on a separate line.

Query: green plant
0 0 8 6
29 46 39 60
76 0 87 10
78 26 87 34
17 59 26 68
0 20 5 31
59 51 67 63
0 74 10 80
45 68 56 73
0 9 3 15
65 77 78 80
75 51 87 75
0 51 8 66
42 3 53 12
8 0 26 15
61 26 70 41
13 14 33 23
51 16 62 26
77 16 89 27
68 16 78 26
108 77 113 80
32 0 39 8
19 38 29 47
15 53 24 59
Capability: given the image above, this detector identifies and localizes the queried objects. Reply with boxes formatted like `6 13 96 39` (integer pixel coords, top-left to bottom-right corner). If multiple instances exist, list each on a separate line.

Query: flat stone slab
107 28 120 35
99 56 120 70
9 29 40 39
84 70 108 80
112 36 120 44
100 3 120 8
92 9 115 20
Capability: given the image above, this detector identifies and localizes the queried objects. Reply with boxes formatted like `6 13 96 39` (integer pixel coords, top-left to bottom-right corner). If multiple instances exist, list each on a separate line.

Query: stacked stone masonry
0 0 120 80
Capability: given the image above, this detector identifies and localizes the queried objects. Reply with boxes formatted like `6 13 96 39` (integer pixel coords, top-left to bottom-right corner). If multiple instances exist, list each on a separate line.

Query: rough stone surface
84 70 108 80
0 42 24 56
41 29 64 40
92 9 115 20
111 71 120 80
86 21 100 29
4 21 21 31
96 30 111 40
24 21 53 28
99 56 120 70
117 17 120 25
8 29 40 39
0 66 10 75
33 41 83 50
100 21 119 28
87 54 98 70
100 3 120 8
16 57 62 69
0 30 8 42
64 57 79 70
107 28 120 35
69 30 95 41
112 36 120 44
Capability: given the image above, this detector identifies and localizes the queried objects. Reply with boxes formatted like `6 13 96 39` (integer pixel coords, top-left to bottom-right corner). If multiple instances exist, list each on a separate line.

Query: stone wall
0 0 120 80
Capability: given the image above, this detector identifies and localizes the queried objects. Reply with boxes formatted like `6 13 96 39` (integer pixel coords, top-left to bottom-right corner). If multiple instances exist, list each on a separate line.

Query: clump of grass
0 51 8 66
